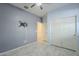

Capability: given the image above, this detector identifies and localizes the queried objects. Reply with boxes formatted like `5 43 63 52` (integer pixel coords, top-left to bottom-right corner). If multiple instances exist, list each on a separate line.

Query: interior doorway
37 22 47 44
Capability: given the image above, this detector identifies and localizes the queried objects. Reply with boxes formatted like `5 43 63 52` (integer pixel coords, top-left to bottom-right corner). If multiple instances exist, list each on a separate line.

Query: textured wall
0 3 40 53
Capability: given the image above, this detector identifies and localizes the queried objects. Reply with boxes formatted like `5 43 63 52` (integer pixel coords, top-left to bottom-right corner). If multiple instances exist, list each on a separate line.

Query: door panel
52 16 77 50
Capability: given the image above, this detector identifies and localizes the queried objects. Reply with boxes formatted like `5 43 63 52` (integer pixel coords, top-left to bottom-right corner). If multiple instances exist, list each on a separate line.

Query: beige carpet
0 42 78 56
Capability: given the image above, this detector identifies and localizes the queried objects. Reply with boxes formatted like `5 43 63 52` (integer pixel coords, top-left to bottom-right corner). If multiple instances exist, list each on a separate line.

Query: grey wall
47 3 79 48
0 4 40 53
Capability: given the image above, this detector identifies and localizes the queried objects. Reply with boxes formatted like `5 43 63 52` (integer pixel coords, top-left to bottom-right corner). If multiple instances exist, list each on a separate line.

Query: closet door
52 16 77 50
52 18 63 47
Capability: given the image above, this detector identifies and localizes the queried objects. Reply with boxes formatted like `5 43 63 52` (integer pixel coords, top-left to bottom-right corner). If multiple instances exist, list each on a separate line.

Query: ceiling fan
24 3 43 10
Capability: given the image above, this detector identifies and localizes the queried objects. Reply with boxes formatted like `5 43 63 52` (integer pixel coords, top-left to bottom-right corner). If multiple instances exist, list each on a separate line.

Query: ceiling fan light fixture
36 3 42 6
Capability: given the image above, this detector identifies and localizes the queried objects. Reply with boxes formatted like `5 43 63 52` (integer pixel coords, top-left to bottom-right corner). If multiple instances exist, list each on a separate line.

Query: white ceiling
11 3 69 17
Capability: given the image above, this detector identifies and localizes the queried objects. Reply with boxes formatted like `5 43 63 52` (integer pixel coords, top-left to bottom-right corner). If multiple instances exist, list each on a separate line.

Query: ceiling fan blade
31 4 36 8
40 6 43 10
24 6 29 9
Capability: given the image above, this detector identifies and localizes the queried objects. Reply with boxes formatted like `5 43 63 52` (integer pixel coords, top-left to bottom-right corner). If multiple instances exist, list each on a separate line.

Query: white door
52 16 77 50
